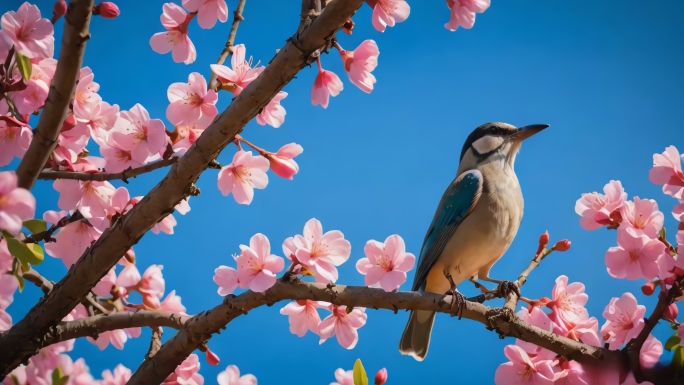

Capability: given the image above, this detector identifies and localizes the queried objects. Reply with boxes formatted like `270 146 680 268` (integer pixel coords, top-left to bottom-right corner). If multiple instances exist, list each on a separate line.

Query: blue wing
411 170 483 292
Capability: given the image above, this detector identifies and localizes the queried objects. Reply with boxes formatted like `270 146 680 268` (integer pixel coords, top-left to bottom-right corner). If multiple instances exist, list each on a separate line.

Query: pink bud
52 0 67 23
663 303 678 323
538 231 549 247
552 240 571 252
641 282 656 296
205 346 220 366
268 143 303 180
93 2 120 19
374 368 387 385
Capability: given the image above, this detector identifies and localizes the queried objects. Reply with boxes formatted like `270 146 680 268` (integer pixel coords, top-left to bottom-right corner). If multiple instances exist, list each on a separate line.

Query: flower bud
342 18 355 34
52 0 67 23
663 303 678 323
205 346 220 366
641 282 656 296
538 230 549 248
552 240 571 252
268 155 298 180
374 368 387 385
93 2 120 19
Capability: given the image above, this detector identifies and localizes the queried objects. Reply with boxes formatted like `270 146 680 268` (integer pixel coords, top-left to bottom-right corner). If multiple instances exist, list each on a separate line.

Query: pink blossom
101 364 132 385
605 227 665 280
150 3 197 64
673 201 684 222
217 150 269 205
367 0 410 32
553 313 601 347
0 239 12 273
77 101 120 145
356 234 415 291
312 64 343 109
100 141 143 173
160 290 186 314
110 104 167 163
72 67 102 121
45 218 102 268
0 30 11 63
167 72 218 127
217 365 257 385
279 299 329 337
556 360 591 385
340 40 379 93
53 179 115 219
12 79 49 115
546 275 588 326
283 218 352 283
170 121 208 155
92 267 116 296
182 0 228 29
164 354 204 385
330 369 354 385
116 260 141 288
268 143 303 180
89 327 141 350
640 335 662 369
0 274 18 310
575 180 627 230
235 233 284 292
619 197 664 238
214 265 239 295
256 91 287 128
53 116 91 164
494 345 556 385
140 265 165 298
1 2 54 59
68 358 95 385
318 304 367 349
649 146 684 199
0 171 36 235
210 44 264 95
0 118 32 167
600 293 646 349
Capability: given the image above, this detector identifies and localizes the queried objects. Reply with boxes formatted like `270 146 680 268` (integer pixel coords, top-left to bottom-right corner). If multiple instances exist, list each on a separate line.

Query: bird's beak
510 124 550 141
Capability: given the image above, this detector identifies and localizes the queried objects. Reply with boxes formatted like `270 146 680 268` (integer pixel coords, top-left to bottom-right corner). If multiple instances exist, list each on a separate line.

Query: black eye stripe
459 123 518 161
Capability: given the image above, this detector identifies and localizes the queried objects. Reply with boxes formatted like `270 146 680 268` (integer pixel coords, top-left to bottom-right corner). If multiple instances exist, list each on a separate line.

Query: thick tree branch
0 0 363 376
14 0 94 190
127 279 621 385
37 158 179 182
208 0 247 91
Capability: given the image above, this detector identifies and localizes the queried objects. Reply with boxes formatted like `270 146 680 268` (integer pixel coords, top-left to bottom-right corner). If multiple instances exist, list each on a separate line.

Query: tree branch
0 0 363 376
41 311 189 346
37 157 179 182
146 326 164 359
208 0 247 91
127 279 622 385
14 0 94 190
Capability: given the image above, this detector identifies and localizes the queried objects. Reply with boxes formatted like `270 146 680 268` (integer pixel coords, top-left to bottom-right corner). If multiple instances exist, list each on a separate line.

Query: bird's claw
495 280 521 299
446 288 466 319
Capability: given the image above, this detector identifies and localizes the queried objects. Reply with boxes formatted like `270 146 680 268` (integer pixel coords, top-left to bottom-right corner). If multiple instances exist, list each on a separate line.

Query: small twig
503 248 554 311
22 268 53 295
208 0 247 90
146 326 164 359
235 135 267 156
23 210 84 244
37 158 179 182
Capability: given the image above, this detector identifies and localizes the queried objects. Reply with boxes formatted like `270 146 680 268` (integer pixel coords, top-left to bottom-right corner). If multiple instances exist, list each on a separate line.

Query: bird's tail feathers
398 310 436 361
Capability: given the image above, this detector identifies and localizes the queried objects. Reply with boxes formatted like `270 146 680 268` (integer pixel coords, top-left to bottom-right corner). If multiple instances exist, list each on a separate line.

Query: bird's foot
445 288 466 319
492 280 520 299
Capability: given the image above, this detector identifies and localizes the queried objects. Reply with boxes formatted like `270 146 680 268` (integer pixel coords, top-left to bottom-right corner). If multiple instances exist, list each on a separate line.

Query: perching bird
398 122 549 361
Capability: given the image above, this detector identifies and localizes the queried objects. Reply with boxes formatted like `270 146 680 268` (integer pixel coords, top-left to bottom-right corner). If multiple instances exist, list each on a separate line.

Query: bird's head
457 122 549 173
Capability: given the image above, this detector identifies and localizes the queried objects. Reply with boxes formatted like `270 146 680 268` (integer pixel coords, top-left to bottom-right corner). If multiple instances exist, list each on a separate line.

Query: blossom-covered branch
14 0 93 189
207 0 246 91
127 279 619 385
0 0 364 376
37 157 179 182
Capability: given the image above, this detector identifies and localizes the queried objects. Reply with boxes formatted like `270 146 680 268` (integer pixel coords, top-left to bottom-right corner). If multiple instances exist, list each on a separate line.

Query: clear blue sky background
3 1 684 384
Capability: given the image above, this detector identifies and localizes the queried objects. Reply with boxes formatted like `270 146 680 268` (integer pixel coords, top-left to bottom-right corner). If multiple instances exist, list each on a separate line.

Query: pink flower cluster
281 301 368 350
150 1 228 64
217 365 257 385
495 276 661 385
162 354 204 385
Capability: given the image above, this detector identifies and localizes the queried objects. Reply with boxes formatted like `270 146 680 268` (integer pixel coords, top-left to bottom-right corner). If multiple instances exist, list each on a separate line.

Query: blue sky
3 0 684 383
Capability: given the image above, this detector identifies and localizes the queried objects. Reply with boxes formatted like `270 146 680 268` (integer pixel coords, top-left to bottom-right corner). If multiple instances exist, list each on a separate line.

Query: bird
398 122 549 361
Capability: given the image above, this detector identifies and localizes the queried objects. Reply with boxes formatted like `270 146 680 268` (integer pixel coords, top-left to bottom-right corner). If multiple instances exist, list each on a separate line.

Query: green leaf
673 346 684 368
665 331 681 351
13 271 24 293
15 51 31 81
353 359 368 385
9 374 19 385
23 219 47 235
3 231 44 266
51 366 69 385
